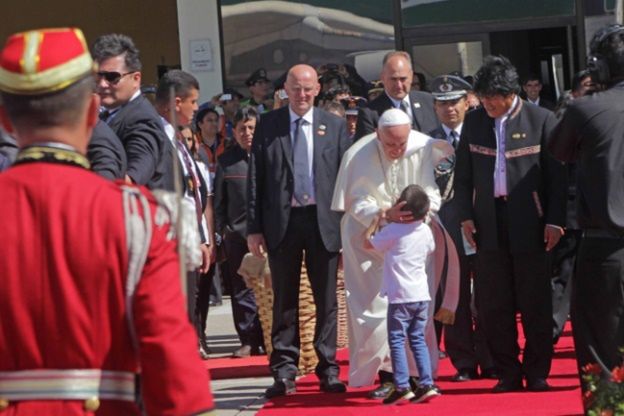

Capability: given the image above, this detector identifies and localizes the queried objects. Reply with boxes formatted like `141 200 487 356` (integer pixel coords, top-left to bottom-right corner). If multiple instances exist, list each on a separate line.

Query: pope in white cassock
331 109 459 389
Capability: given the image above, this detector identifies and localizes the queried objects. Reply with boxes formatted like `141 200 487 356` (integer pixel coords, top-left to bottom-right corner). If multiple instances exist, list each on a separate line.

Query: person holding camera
549 24 624 397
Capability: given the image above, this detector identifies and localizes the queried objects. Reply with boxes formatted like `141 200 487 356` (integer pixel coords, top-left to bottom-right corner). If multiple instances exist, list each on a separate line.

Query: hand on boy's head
386 200 414 223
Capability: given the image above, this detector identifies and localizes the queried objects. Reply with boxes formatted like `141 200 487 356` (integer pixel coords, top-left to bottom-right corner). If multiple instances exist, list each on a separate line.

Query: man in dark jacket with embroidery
454 55 567 393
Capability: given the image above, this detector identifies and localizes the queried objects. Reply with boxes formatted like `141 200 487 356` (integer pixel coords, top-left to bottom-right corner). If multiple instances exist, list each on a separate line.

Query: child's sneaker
382 386 415 404
410 384 441 403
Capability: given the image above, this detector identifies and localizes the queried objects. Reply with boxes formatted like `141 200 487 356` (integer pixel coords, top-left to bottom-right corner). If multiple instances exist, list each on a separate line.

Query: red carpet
205 354 270 380
258 325 584 416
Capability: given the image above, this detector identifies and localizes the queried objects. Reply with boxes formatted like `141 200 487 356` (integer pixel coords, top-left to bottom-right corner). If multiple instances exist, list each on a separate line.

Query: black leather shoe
368 382 394 399
265 379 296 398
526 378 550 392
492 379 523 393
452 368 479 382
480 367 499 380
320 376 347 393
250 345 266 356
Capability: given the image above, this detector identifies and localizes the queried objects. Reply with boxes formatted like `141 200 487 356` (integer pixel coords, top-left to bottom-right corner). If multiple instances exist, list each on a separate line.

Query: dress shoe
250 345 266 356
492 379 523 393
265 379 296 398
480 367 500 379
232 345 252 358
452 368 479 382
368 381 394 399
320 376 347 393
526 378 550 392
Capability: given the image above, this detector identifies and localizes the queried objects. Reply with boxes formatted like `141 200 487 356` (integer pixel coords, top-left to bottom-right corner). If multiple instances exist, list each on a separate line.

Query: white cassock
331 131 459 387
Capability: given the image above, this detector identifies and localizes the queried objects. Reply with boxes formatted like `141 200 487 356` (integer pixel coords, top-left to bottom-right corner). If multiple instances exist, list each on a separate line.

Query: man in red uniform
0 28 214 415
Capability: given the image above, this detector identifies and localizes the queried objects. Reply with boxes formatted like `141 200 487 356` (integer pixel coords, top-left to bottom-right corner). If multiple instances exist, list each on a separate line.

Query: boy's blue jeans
387 301 433 389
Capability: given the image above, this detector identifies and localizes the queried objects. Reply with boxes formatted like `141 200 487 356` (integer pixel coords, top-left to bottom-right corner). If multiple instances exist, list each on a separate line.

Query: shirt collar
496 95 519 124
101 88 141 115
289 106 314 125
441 123 463 138
386 92 410 109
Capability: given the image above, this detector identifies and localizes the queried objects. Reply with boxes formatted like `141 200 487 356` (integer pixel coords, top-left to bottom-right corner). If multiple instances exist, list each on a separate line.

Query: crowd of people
1 22 623 415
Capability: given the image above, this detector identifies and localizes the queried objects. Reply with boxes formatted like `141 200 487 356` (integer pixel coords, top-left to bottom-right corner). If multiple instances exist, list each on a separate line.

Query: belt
290 204 317 213
0 369 136 402
583 229 624 239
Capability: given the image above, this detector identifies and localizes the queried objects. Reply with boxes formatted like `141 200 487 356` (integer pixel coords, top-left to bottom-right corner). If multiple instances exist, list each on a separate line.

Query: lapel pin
318 124 327 136
512 133 522 139
413 102 421 109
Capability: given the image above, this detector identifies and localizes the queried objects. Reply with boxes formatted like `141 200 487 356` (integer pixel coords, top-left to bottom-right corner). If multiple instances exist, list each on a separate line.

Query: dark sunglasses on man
96 71 135 85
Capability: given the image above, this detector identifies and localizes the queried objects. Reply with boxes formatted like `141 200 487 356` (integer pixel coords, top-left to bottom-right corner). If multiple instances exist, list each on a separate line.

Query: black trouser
223 235 264 348
445 254 494 372
195 264 215 347
184 264 215 348
267 206 340 381
571 234 624 393
475 199 552 383
551 230 581 340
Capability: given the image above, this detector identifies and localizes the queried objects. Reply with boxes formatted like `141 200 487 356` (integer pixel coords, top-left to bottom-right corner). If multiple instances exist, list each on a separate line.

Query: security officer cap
431 75 472 101
245 68 269 86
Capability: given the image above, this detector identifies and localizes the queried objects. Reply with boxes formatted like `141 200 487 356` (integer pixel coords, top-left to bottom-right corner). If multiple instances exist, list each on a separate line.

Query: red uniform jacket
0 159 214 415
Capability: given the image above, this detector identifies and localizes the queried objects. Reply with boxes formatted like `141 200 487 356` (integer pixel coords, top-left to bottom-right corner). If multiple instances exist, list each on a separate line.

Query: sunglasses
96 71 135 85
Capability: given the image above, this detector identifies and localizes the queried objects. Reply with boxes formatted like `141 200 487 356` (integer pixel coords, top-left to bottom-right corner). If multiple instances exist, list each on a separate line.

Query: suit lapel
278 107 294 174
312 108 325 174
409 92 423 131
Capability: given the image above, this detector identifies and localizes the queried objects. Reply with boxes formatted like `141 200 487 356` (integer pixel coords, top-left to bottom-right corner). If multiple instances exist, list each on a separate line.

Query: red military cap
0 27 95 95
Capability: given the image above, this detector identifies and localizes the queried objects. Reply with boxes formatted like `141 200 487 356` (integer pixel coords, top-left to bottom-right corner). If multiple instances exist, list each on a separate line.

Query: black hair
155 70 199 104
590 24 624 82
398 184 430 221
195 106 219 130
92 33 142 72
473 55 520 97
233 106 259 127
1 75 95 129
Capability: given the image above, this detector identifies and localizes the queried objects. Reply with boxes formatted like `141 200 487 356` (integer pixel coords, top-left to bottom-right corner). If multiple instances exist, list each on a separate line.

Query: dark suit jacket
454 99 567 253
353 91 440 140
88 120 127 180
214 145 248 243
247 106 350 252
429 126 467 255
106 94 174 191
549 84 624 233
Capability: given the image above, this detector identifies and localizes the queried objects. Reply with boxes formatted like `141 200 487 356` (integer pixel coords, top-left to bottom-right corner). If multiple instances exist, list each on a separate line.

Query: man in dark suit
92 33 174 191
247 64 350 398
88 120 127 180
454 56 567 393
428 75 496 383
214 107 264 358
522 74 555 111
549 24 624 399
353 51 439 141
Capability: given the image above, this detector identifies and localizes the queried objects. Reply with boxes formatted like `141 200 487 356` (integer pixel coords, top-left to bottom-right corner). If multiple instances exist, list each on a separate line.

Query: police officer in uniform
549 24 624 399
428 75 497 382
241 68 272 113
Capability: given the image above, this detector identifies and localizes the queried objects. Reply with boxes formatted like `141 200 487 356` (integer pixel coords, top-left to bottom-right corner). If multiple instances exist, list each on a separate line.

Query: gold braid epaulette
15 146 90 169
